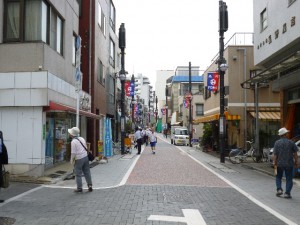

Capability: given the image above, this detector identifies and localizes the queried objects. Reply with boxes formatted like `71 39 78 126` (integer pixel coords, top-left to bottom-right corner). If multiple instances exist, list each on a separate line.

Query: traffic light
219 1 228 32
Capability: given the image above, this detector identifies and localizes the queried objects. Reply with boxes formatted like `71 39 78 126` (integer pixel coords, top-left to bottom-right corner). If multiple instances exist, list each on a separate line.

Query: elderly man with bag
68 127 93 193
273 127 298 199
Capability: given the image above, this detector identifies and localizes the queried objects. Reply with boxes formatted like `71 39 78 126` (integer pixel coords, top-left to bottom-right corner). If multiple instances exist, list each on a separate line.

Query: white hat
68 127 80 136
278 127 289 136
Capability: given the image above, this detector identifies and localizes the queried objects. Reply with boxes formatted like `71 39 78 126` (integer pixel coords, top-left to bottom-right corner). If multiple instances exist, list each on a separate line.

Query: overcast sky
113 0 253 86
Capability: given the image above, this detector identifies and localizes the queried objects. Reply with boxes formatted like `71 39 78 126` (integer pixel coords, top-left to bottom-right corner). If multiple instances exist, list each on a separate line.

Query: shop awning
44 101 102 119
193 113 240 124
249 111 280 121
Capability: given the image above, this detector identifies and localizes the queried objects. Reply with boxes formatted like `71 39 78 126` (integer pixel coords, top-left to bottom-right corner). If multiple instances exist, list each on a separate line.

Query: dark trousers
137 139 142 154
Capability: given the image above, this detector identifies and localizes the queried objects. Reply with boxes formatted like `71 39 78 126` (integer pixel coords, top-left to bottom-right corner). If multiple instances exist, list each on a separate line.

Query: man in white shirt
134 127 143 154
68 127 93 193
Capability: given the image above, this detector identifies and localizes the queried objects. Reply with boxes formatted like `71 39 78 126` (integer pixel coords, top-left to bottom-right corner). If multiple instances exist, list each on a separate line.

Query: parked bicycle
112 141 121 155
229 140 264 164
112 140 132 155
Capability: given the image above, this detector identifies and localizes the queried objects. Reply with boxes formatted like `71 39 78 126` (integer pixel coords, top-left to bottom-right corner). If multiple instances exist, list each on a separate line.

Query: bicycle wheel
229 149 242 164
113 142 121 155
250 149 263 163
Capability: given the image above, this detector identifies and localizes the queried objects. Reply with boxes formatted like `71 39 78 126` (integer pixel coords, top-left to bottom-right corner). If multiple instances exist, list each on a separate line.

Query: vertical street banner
130 79 135 96
125 81 131 96
207 72 219 91
104 118 113 157
183 99 189 108
125 80 135 97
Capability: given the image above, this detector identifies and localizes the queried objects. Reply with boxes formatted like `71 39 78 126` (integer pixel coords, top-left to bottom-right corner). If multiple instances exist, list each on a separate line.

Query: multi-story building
155 70 174 132
134 73 153 126
247 0 300 138
169 66 204 140
194 33 280 150
79 0 120 152
0 0 95 176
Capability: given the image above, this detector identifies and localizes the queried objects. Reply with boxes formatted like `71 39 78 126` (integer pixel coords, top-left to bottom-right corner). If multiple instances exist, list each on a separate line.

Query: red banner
125 81 131 96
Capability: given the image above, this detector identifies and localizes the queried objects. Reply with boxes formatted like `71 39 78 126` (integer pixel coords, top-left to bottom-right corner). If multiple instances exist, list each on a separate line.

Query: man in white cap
68 127 93 193
273 127 298 198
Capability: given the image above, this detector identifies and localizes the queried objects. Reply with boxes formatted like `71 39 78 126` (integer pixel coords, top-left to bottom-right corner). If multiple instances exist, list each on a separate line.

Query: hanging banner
125 81 131 96
104 118 113 157
130 80 135 97
207 72 219 91
183 99 189 108
125 80 135 97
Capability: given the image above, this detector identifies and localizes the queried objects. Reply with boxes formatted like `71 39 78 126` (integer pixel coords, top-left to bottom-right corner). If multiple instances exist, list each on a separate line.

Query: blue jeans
74 156 92 190
276 166 293 194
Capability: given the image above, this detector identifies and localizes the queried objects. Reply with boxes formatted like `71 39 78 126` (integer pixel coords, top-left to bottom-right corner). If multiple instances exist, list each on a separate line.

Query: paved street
0 134 299 225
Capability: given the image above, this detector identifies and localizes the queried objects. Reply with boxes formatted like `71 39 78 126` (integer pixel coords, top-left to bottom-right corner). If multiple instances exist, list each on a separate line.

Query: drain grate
47 174 60 178
55 170 67 174
0 217 16 225
89 162 99 168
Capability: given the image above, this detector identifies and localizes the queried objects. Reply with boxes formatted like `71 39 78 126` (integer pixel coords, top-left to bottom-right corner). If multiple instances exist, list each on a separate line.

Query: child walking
148 128 157 154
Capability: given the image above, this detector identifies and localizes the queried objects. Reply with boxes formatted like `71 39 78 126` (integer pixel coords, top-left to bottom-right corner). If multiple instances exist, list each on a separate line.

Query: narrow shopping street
0 134 299 225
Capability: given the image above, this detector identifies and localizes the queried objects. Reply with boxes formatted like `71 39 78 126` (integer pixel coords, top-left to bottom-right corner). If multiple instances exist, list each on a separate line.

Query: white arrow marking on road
148 209 206 225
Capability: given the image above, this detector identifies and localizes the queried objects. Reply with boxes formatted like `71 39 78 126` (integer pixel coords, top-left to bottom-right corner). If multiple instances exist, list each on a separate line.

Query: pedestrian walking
273 127 298 198
0 131 9 203
68 127 93 193
134 127 143 154
148 128 157 154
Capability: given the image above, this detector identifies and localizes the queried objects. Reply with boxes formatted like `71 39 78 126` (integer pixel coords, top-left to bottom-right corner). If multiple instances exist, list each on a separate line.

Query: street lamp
119 23 126 155
219 0 228 163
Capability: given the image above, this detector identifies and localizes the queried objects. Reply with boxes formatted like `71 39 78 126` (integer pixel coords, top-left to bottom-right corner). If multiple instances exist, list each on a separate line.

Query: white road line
173 144 298 225
0 186 44 207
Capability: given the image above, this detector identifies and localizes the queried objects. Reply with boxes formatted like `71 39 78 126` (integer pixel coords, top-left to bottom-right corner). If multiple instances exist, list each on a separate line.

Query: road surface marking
148 209 206 225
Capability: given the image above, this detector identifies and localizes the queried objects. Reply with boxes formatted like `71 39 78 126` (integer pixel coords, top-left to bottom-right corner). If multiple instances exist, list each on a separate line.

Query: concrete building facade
249 0 300 138
0 0 95 176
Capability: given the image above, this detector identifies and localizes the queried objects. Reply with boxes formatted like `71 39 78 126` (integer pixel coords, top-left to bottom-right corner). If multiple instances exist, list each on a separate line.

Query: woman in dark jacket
0 131 9 203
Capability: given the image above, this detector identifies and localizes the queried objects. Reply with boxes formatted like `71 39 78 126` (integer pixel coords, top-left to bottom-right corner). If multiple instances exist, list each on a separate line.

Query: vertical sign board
104 118 113 157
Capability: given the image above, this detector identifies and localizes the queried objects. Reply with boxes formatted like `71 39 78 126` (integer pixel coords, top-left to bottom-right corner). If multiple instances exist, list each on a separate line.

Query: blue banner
104 118 113 157
130 80 135 96
207 72 219 91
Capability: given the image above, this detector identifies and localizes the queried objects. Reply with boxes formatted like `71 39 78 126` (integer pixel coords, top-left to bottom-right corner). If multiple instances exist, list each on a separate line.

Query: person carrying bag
68 127 93 193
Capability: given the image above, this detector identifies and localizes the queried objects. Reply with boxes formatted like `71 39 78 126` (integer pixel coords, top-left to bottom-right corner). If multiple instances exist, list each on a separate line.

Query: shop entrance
45 112 75 168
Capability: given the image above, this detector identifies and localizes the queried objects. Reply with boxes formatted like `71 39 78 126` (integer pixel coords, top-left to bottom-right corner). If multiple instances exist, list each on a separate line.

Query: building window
204 86 211 99
98 2 106 36
110 2 116 32
195 104 204 116
4 0 64 55
98 2 102 27
5 0 21 40
260 8 267 31
72 34 76 65
97 59 105 84
50 9 63 54
109 38 115 67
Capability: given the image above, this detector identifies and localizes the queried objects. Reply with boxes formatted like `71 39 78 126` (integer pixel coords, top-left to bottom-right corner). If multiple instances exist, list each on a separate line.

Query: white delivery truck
170 126 189 145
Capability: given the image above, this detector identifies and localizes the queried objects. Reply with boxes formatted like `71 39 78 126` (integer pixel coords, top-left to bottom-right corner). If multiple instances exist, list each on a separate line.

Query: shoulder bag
1 165 10 188
75 138 95 162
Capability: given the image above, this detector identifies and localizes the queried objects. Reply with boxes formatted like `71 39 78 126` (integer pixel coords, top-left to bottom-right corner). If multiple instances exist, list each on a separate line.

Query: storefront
45 112 75 167
44 101 100 168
